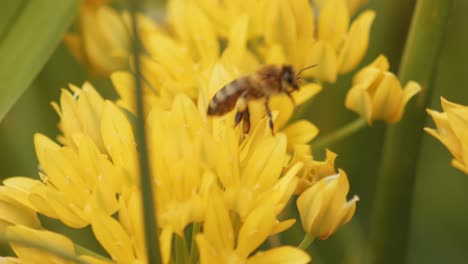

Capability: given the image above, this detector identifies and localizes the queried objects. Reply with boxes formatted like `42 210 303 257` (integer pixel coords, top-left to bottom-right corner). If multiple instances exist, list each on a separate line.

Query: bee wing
255 65 282 94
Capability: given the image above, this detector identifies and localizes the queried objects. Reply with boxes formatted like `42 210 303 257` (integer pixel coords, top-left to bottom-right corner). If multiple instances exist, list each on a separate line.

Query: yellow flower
292 148 339 194
6 225 76 264
425 97 468 174
64 4 131 77
297 169 359 240
196 190 311 264
0 0 370 262
0 191 41 234
189 0 375 83
345 55 422 124
51 82 106 151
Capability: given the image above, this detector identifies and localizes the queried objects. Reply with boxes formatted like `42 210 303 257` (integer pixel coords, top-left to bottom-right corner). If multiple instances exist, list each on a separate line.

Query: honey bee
207 64 316 134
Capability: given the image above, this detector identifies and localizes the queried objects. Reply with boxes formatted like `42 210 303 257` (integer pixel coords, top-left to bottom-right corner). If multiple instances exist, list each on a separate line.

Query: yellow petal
297 181 324 233
338 10 376 74
308 40 338 83
271 219 296 235
236 205 276 258
196 234 223 264
101 101 138 186
345 82 373 123
160 227 174 264
7 225 75 264
353 54 389 84
242 135 287 189
452 158 468 174
1 177 41 210
386 80 421 123
264 0 296 54
246 246 311 264
91 211 134 263
29 187 88 228
265 44 288 65
81 6 127 76
289 0 315 40
203 191 234 251
370 73 402 122
79 255 114 264
294 83 322 105
318 0 350 50
0 257 20 264
95 6 129 55
0 195 41 233
283 120 319 151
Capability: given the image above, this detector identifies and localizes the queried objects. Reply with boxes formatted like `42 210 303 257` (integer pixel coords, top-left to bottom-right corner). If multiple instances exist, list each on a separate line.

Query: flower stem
297 233 315 250
311 117 367 151
129 1 162 263
189 223 201 264
369 1 453 264
175 235 189 264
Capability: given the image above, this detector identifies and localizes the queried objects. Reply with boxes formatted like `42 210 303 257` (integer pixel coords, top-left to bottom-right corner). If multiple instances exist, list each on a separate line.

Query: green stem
311 117 367 151
369 1 453 264
129 1 162 263
189 223 201 264
297 233 315 250
1 236 88 264
175 235 189 264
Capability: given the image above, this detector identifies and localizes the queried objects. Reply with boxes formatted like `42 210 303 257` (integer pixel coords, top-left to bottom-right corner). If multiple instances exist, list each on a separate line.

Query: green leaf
0 0 78 121
369 1 454 264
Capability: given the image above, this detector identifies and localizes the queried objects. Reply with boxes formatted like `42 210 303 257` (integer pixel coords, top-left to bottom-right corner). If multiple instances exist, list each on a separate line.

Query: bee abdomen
207 78 248 116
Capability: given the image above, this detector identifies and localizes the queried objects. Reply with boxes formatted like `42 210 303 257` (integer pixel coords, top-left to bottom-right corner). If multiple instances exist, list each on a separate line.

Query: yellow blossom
51 82 106 151
6 225 76 264
292 147 339 194
187 0 375 83
64 4 130 77
425 97 468 174
345 55 422 124
297 169 359 240
196 190 310 264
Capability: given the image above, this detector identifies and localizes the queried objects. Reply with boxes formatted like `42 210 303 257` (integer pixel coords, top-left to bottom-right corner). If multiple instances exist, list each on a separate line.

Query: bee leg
286 92 297 109
264 97 274 134
242 106 251 134
234 111 244 127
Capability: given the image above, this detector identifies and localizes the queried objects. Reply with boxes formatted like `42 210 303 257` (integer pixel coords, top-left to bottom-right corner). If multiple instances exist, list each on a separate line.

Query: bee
207 64 316 134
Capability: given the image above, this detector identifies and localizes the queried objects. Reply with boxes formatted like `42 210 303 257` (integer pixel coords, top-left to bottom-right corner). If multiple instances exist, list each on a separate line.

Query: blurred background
0 0 467 263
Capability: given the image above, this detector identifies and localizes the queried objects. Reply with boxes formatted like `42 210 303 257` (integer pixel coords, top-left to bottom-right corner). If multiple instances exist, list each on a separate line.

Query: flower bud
297 169 358 240
345 55 421 124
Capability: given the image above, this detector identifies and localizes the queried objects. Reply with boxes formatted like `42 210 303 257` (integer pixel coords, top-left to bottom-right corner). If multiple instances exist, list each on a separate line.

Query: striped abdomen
207 77 250 116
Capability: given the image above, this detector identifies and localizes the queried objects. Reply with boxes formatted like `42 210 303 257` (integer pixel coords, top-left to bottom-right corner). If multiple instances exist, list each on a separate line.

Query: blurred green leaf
0 0 78 121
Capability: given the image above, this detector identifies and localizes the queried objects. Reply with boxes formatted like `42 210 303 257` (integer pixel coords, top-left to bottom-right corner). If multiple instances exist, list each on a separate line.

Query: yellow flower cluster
68 0 375 83
426 98 468 174
0 0 377 263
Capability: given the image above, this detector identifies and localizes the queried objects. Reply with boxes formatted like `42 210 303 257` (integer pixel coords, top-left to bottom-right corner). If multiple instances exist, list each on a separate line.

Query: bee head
281 65 300 92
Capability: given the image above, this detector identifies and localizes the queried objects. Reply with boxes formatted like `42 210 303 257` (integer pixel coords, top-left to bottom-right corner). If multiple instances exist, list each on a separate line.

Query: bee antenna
296 64 318 78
